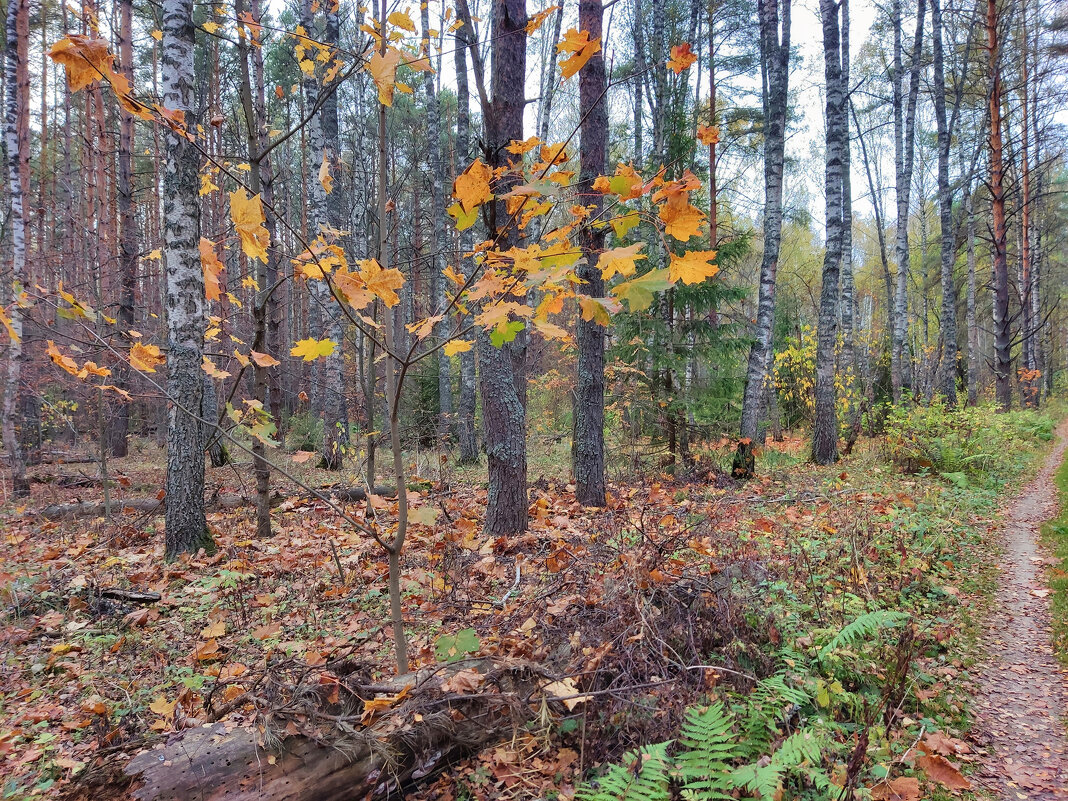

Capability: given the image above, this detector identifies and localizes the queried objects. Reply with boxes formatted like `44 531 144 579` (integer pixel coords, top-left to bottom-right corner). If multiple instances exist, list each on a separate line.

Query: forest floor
1 415 1066 800
972 423 1068 800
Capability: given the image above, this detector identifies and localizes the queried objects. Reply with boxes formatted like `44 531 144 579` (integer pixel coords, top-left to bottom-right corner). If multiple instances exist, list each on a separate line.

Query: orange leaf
556 28 601 79
130 342 165 373
917 754 971 791
250 349 281 367
667 42 697 73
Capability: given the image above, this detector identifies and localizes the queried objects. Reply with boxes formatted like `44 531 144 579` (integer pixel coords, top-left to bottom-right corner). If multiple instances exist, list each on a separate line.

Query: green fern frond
819 610 909 658
676 703 742 799
576 741 672 801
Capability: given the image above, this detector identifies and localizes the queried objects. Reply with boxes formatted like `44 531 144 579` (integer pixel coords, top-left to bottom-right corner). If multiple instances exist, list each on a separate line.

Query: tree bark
812 0 846 466
931 0 957 404
2 0 29 497
966 189 979 405
573 0 607 507
890 0 926 402
839 0 856 388
736 0 791 474
987 0 1011 410
478 0 529 534
454 15 478 465
106 0 138 458
161 0 211 557
236 0 273 538
421 1 455 436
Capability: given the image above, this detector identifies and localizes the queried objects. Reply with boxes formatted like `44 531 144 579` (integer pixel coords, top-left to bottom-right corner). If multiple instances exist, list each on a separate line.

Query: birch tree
735 0 791 478
2 0 29 498
161 0 212 557
812 0 847 466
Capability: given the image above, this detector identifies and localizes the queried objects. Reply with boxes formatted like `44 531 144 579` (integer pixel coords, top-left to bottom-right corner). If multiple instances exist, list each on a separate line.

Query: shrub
883 401 1053 481
286 410 323 452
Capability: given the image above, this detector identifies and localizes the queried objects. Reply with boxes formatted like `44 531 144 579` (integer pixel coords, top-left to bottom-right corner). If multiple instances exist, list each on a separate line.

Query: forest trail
975 423 1068 799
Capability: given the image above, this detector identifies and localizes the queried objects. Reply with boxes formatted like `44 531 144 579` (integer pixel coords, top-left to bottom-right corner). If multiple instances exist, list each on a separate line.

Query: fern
819 610 909 658
576 741 672 801
732 731 828 799
675 703 742 800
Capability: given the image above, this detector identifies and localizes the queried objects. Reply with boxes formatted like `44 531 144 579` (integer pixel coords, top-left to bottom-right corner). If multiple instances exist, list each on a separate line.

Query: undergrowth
578 403 1058 801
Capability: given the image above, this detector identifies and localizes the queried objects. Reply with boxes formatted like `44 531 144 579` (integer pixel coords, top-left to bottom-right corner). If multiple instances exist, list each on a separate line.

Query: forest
2 0 1068 798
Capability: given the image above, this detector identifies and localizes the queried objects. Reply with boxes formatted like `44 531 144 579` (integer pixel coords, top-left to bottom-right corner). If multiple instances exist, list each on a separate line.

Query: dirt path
974 424 1068 799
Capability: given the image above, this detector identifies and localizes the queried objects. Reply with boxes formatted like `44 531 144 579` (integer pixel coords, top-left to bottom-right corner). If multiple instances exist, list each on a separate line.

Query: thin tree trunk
1019 0 1035 405
236 0 273 538
839 0 856 387
987 0 1010 410
890 0 925 402
478 0 529 534
931 0 957 404
536 3 564 143
421 1 454 435
454 19 478 464
966 189 978 406
573 0 607 507
812 0 847 466
162 0 211 557
736 0 791 477
2 0 29 497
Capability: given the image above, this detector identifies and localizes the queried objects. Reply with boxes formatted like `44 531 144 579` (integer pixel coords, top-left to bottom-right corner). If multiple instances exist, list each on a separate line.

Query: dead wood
122 660 544 801
97 588 161 605
38 486 399 521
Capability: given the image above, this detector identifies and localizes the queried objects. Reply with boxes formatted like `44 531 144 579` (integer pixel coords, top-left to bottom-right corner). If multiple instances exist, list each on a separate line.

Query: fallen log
123 660 545 801
97 588 161 605
39 486 402 520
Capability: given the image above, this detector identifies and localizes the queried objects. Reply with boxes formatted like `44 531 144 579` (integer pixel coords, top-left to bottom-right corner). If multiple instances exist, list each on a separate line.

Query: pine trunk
421 1 454 436
987 0 1011 410
573 0 607 507
479 0 529 534
453 16 478 464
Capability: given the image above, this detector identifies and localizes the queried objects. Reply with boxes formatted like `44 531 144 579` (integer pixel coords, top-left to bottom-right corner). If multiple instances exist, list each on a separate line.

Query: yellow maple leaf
233 349 251 368
453 158 494 213
557 28 600 79
299 58 315 76
130 342 165 373
669 250 719 285
149 696 177 717
202 357 231 379
46 340 79 375
48 35 114 92
229 189 271 263
526 5 561 35
365 47 402 106
318 153 333 194
387 10 416 32
199 238 225 302
250 349 280 367
290 338 337 361
444 339 473 357
667 42 697 74
506 136 542 155
579 296 611 326
332 267 374 309
201 620 226 638
597 243 646 280
659 196 705 241
359 259 405 307
200 171 219 196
